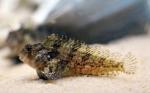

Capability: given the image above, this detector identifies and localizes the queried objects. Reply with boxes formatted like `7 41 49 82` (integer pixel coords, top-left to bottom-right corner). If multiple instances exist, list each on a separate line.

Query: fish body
20 34 137 80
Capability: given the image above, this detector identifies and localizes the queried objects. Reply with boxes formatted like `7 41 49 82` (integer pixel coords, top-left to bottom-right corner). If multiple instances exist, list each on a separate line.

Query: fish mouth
19 44 36 68
19 49 45 70
19 43 39 69
19 50 37 68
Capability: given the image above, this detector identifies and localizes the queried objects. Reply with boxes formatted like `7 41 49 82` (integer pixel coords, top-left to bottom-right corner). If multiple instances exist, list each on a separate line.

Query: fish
19 34 137 80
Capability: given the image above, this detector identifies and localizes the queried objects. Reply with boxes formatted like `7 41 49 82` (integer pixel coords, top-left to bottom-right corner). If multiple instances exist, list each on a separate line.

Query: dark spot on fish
82 53 91 61
59 60 69 69
47 51 59 60
52 40 61 48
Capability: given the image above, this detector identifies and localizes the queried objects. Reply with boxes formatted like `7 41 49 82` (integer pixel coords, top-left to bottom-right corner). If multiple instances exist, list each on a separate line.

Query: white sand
0 31 150 93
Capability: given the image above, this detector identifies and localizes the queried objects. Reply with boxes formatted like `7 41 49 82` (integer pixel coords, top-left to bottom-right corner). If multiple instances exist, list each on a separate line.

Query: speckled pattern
19 34 137 80
0 31 150 93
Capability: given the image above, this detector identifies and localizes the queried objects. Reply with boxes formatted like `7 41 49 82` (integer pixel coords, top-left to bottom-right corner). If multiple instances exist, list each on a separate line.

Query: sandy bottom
0 31 150 93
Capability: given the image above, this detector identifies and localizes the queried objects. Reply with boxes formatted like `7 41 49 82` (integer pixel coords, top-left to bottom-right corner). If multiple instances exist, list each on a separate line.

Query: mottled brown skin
19 34 131 80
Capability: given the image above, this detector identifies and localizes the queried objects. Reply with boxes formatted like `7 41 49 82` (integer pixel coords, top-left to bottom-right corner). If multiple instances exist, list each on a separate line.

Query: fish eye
47 50 59 60
47 54 51 59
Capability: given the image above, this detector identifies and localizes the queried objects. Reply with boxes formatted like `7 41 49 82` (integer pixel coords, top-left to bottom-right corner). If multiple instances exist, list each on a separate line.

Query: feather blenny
19 34 137 80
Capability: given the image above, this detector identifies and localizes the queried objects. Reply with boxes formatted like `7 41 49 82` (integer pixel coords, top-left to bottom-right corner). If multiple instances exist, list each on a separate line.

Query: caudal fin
123 53 138 74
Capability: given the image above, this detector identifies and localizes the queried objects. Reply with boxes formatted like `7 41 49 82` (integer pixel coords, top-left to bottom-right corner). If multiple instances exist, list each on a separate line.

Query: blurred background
0 1 150 93
0 0 149 44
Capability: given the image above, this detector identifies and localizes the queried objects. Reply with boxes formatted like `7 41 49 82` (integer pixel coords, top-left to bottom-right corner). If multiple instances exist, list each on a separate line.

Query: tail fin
123 53 138 74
